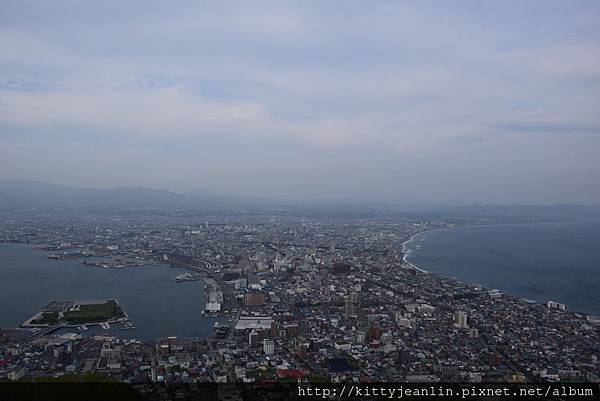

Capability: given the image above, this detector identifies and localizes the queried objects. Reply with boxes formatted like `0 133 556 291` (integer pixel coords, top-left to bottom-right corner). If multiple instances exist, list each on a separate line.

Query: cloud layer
1 1 599 203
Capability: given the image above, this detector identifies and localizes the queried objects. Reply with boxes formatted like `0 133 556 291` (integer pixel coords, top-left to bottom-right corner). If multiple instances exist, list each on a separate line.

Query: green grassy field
31 311 60 325
63 300 124 324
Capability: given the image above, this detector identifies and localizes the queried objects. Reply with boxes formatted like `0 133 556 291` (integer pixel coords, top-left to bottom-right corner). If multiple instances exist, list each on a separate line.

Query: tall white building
263 339 275 355
455 311 468 328
547 301 566 311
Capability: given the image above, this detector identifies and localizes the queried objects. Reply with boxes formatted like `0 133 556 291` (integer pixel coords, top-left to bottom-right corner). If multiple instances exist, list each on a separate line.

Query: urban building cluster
1 212 598 383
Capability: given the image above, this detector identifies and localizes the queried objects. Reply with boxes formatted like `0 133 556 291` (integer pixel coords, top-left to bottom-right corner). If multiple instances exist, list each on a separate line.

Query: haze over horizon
1 1 600 204
3 178 600 208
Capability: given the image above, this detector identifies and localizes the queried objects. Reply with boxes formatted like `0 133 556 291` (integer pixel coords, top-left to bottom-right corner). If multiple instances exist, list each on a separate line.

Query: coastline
399 221 600 317
401 228 452 274
0 243 216 339
401 232 429 273
399 221 575 274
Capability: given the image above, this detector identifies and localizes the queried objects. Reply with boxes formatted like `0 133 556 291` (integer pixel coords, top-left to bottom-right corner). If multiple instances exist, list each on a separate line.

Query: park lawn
63 300 122 324
32 311 60 325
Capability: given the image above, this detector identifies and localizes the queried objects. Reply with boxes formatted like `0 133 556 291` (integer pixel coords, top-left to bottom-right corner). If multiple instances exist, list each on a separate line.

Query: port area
175 272 202 282
82 258 151 269
20 299 129 329
164 253 233 319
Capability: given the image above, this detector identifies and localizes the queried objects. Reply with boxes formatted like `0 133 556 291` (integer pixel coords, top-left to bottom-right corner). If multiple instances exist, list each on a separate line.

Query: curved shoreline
401 228 452 273
399 222 600 317
401 232 428 273
400 221 575 275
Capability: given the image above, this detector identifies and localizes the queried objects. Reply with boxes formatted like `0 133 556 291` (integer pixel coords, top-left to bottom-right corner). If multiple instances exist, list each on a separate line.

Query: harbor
21 299 129 329
175 272 201 282
0 243 218 340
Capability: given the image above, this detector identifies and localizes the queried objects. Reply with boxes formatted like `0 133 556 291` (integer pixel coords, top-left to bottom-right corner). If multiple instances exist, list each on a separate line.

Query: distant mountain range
0 179 271 213
0 179 599 218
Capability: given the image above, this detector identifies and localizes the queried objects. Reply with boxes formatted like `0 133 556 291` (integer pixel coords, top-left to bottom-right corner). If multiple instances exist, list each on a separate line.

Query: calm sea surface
405 219 600 315
0 243 219 339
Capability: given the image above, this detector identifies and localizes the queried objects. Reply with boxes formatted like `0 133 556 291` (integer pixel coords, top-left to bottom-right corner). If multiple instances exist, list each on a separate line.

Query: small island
22 299 128 327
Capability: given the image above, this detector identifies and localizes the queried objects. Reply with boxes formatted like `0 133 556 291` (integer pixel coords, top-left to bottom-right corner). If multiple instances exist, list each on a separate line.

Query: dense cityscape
2 1 600 400
1 212 598 385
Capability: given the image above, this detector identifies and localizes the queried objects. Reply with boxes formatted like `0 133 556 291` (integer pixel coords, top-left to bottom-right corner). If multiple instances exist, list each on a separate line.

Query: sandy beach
401 231 429 273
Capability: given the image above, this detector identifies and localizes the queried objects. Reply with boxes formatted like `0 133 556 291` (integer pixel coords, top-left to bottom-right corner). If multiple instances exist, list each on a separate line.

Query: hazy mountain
1 180 598 218
0 179 252 213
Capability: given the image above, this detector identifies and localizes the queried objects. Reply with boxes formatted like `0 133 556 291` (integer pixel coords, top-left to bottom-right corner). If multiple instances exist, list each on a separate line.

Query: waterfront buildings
0 212 598 383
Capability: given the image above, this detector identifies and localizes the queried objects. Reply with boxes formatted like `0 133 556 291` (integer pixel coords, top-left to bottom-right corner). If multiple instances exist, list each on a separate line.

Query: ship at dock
121 320 136 330
175 272 201 282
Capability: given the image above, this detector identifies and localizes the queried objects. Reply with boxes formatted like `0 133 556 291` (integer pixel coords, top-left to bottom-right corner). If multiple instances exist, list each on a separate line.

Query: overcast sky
1 1 599 203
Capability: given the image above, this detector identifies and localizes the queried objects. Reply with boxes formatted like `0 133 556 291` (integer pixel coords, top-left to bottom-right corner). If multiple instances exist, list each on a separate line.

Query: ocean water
405 219 600 315
0 243 219 339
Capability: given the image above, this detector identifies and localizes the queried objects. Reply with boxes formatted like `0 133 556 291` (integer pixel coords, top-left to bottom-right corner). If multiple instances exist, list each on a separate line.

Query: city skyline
2 2 600 395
